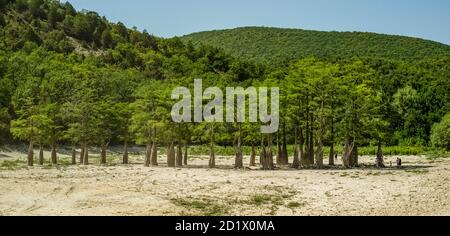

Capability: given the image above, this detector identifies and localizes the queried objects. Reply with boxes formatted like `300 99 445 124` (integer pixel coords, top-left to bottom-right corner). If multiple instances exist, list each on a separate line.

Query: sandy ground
0 147 449 216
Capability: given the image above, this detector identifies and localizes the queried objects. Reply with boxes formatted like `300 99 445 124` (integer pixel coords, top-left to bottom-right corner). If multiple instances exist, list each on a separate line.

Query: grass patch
0 159 27 170
263 185 289 193
171 197 229 216
244 194 284 206
57 158 74 166
405 169 429 175
426 150 450 160
366 171 395 176
286 201 305 209
340 172 349 177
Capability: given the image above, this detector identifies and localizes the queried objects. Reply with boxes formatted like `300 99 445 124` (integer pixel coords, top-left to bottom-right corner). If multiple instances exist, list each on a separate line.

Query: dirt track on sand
0 149 449 216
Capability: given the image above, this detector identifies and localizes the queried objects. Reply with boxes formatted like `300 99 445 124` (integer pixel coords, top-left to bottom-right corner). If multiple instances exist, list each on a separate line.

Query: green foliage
130 79 172 145
10 112 52 144
170 197 229 216
0 0 448 161
182 27 450 64
0 159 27 170
431 113 450 150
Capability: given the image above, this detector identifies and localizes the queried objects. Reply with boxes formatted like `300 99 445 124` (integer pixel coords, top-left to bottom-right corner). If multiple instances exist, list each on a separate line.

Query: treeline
0 0 449 169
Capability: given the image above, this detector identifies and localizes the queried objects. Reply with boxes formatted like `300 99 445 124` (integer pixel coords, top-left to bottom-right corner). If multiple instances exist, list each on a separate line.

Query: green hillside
182 27 450 64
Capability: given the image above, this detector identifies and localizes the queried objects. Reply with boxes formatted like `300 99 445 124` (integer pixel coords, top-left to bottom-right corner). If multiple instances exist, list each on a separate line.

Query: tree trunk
26 141 34 166
315 139 324 168
249 145 256 167
259 136 264 166
306 112 311 166
261 146 268 170
304 97 315 166
292 126 300 169
122 141 129 164
79 145 85 164
267 135 274 170
267 147 274 170
343 138 358 168
293 144 300 168
281 122 288 165
235 123 244 169
316 103 324 169
276 132 281 165
83 145 89 165
299 127 306 167
234 146 243 169
100 144 107 164
343 138 352 168
350 144 359 167
176 143 183 167
183 144 188 166
51 145 57 165
376 142 385 168
305 99 310 167
329 118 335 166
71 146 76 165
329 143 335 166
308 114 314 166
209 142 215 168
151 142 158 166
144 143 151 167
167 143 176 167
38 145 44 165
209 125 216 168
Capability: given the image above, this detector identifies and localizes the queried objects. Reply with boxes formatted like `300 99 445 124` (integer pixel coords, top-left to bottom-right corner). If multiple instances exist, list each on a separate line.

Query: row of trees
6 50 448 169
0 0 449 169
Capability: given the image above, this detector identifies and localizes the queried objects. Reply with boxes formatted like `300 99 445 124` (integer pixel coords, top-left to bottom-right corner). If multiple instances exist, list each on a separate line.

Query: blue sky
66 0 450 45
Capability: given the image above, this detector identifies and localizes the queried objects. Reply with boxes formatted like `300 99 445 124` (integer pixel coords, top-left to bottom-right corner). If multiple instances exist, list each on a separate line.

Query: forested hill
181 27 450 64
0 0 262 145
0 0 236 70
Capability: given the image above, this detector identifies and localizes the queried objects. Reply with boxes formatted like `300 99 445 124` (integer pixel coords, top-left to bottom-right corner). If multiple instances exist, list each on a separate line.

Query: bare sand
0 147 449 216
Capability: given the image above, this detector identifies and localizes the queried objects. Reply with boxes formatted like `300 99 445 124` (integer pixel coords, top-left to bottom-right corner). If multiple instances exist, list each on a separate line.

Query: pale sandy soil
0 147 449 216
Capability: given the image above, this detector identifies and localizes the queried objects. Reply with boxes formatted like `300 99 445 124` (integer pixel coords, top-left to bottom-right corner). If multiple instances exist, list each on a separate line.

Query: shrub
431 113 450 150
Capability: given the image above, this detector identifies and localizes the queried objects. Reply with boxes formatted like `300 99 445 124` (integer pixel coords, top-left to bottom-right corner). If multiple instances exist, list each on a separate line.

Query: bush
431 113 450 150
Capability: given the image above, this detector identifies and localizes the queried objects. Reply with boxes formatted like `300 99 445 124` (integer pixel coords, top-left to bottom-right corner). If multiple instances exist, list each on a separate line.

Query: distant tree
64 1 76 16
242 122 260 167
101 28 113 48
393 86 426 145
113 22 129 40
65 76 101 165
431 113 450 150
115 103 133 164
339 61 382 168
130 80 170 166
40 103 63 165
0 107 10 144
47 5 60 28
28 0 44 18
10 102 51 166
95 100 116 165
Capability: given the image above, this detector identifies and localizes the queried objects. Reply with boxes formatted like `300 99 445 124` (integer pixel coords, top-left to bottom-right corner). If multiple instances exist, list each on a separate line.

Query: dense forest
181 26 450 64
0 0 449 169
